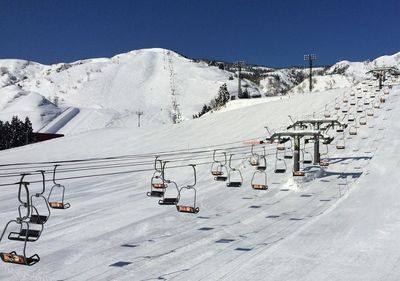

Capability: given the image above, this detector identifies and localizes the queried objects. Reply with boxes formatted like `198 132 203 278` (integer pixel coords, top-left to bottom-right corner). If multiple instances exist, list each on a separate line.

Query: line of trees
0 116 34 150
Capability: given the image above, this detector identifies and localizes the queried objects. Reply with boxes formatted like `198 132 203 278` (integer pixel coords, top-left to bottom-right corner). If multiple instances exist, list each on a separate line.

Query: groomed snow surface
0 80 400 280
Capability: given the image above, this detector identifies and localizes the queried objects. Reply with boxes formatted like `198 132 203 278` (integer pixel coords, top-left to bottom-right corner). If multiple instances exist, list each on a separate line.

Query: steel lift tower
287 118 346 165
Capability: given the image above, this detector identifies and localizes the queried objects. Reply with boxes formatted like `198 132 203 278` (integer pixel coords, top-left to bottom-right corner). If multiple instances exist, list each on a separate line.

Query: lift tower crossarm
264 130 327 175
287 119 344 131
287 119 345 165
267 130 323 140
366 66 400 89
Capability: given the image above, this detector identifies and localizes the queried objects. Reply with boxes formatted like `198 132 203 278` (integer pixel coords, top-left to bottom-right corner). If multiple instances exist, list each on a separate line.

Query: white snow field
0 74 399 280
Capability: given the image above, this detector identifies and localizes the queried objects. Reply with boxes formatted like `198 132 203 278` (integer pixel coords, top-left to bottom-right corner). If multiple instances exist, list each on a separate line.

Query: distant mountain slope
0 48 260 134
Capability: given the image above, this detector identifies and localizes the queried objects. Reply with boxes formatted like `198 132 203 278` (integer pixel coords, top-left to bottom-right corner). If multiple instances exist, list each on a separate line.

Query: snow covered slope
0 49 259 134
0 73 399 280
288 74 354 94
326 51 400 80
286 51 400 95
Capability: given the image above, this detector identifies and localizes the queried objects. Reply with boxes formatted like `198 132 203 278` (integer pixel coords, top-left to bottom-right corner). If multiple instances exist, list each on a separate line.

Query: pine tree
217 83 230 106
3 121 11 149
23 117 33 144
0 116 34 150
0 121 4 150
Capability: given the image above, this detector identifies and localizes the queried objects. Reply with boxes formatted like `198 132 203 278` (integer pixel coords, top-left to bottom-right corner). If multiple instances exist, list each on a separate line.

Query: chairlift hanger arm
52 165 61 185
35 170 46 195
189 164 196 187
269 130 323 139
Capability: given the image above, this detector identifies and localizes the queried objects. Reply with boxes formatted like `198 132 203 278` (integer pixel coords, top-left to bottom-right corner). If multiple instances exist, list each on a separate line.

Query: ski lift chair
342 104 349 113
249 145 260 166
47 165 70 209
8 181 43 243
1 220 40 266
348 112 355 122
356 101 364 113
211 150 227 175
29 171 50 225
349 124 357 135
212 151 229 181
256 147 267 171
226 155 243 187
176 165 199 214
148 157 167 197
282 139 293 159
323 104 331 118
359 115 367 125
334 98 341 110
319 144 330 167
336 133 346 150
251 170 268 190
302 141 313 165
0 181 41 266
158 162 179 205
274 150 287 173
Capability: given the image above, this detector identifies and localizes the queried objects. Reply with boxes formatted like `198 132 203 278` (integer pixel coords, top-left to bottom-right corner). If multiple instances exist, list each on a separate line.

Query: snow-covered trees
0 116 33 150
193 84 230 118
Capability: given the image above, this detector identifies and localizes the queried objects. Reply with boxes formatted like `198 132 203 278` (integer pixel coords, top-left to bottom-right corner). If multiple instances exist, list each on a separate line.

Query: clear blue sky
0 0 399 67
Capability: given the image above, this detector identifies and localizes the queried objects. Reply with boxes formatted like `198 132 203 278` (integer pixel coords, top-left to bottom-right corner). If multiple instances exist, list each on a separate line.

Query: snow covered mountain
214 51 400 97
0 48 260 134
0 49 399 136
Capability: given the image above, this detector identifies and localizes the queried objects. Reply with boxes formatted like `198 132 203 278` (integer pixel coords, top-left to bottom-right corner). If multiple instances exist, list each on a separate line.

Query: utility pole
304 54 316 92
135 110 144 127
236 61 244 98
